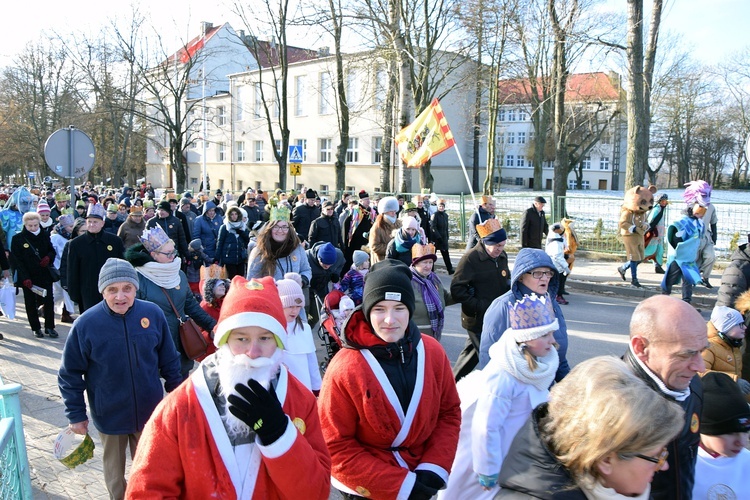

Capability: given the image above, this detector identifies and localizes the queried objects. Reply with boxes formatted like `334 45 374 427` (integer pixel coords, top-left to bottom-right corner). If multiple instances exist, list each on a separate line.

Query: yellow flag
394 98 455 168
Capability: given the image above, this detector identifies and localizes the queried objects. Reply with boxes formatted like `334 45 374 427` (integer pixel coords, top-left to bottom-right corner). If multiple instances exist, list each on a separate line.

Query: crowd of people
0 179 746 499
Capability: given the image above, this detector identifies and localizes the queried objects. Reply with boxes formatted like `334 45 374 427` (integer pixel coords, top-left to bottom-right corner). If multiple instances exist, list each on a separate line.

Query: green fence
0 376 33 500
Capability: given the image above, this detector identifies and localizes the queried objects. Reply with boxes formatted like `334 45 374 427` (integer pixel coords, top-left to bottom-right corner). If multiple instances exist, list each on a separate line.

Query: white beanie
276 273 305 309
711 306 744 334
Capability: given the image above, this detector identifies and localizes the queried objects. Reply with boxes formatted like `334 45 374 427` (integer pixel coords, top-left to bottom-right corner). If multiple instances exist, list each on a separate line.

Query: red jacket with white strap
318 310 461 499
126 364 331 499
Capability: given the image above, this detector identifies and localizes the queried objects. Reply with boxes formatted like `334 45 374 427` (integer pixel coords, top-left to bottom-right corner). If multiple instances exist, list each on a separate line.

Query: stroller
316 289 347 372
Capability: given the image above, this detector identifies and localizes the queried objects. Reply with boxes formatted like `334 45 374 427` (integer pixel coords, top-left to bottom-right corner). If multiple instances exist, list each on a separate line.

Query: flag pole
452 143 481 218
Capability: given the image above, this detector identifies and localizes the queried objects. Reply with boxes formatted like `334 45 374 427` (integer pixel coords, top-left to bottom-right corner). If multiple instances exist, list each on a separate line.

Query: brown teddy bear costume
616 185 657 287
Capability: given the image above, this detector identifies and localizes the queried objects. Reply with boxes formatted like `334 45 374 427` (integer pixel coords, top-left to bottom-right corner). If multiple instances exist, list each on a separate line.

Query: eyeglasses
272 225 290 232
527 270 555 279
155 249 177 258
632 447 669 471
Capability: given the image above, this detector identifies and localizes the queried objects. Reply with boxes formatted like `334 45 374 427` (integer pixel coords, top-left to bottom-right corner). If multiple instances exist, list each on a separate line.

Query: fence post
459 193 466 242
0 380 33 500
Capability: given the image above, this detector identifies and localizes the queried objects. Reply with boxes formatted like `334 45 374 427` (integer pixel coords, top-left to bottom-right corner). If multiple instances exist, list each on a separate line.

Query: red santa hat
214 275 288 349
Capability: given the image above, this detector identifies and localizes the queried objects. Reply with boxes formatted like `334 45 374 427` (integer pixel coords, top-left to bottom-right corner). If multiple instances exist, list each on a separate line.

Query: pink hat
36 201 51 214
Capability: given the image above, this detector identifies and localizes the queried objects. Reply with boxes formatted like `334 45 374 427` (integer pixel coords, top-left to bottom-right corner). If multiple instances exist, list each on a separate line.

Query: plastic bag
0 278 16 319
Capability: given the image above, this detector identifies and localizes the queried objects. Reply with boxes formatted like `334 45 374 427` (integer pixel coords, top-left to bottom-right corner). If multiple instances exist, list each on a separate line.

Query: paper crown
85 203 106 220
139 225 171 252
270 204 290 222
509 294 559 342
57 214 75 227
54 191 68 202
476 218 502 238
411 243 437 263
142 200 155 208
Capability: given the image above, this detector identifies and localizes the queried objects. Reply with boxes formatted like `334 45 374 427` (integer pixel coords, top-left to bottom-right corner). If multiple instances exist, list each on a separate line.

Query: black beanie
700 372 750 436
158 200 171 212
362 260 415 320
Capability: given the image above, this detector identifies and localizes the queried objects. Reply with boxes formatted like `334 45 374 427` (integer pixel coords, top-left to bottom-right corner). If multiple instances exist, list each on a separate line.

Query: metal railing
0 376 32 500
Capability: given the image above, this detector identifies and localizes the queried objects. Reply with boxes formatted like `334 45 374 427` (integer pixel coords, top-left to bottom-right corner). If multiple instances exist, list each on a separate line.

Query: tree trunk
380 61 398 192
625 0 646 189
484 63 500 195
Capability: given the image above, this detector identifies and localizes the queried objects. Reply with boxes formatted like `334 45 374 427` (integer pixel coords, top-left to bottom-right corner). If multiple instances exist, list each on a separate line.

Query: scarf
136 257 182 289
411 269 444 335
394 229 420 253
225 218 244 232
491 328 559 391
54 224 72 240
347 208 361 245
40 218 54 229
580 477 650 500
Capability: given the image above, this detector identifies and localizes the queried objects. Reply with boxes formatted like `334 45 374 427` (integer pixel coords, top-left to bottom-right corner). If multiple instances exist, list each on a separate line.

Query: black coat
417 207 432 242
450 242 510 333
717 243 750 312
498 404 586 499
66 230 125 311
430 211 450 252
520 205 549 249
292 203 321 243
11 227 56 288
306 242 345 302
146 215 189 260
308 214 343 249
623 349 702 500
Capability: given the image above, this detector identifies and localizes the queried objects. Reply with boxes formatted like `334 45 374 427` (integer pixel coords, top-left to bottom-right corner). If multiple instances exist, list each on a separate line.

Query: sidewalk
0 252 720 498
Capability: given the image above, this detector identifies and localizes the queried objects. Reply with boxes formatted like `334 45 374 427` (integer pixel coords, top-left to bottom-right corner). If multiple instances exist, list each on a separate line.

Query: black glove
416 470 445 490
301 275 309 288
409 479 438 500
330 273 340 284
227 379 288 445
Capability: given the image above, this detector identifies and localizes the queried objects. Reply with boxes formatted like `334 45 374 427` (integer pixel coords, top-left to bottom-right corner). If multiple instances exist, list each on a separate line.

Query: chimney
238 29 245 39
318 46 330 57
201 22 213 37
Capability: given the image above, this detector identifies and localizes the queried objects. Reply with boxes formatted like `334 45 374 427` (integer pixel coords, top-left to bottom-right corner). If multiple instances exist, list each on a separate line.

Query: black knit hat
362 259 415 320
157 200 171 212
700 372 750 436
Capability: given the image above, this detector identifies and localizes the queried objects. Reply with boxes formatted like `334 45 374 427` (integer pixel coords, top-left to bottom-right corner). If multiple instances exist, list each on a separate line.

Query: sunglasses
633 447 669 471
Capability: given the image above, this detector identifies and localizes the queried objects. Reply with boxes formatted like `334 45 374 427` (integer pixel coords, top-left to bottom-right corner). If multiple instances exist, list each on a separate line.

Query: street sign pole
68 127 75 209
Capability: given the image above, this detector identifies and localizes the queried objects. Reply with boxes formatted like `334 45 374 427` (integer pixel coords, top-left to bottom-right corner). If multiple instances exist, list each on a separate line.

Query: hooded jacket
479 248 571 382
215 207 250 266
717 243 750 312
193 201 224 260
497 404 586 499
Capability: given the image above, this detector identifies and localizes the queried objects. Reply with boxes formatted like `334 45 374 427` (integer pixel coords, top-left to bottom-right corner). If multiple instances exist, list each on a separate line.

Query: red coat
318 313 461 499
126 365 330 499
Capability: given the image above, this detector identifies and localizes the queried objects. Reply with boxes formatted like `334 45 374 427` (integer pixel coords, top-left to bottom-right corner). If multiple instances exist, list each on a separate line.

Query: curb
566 279 717 310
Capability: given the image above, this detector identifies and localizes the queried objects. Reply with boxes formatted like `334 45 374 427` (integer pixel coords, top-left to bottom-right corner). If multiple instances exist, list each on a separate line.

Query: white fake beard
216 345 283 440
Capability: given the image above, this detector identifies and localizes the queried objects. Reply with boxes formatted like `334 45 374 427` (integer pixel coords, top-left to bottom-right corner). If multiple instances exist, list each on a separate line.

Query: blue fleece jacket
58 299 182 435
478 248 570 382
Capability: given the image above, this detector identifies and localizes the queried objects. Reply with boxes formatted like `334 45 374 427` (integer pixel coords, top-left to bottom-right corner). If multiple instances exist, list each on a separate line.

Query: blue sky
2 0 748 67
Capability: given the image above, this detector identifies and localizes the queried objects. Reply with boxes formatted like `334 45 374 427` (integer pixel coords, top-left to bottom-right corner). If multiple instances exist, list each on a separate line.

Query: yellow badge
690 412 699 433
107 245 113 251
169 224 173 229
141 318 150 328
292 417 306 435
175 285 180 290
501 269 507 277
23 243 29 248
355 487 371 497
291 255 297 262
245 281 264 291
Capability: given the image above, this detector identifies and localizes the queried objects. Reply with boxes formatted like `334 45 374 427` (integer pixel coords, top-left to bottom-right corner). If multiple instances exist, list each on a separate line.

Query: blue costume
0 187 31 249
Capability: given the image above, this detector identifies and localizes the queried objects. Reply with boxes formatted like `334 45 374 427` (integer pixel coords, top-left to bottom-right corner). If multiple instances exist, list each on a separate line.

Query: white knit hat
711 306 744 334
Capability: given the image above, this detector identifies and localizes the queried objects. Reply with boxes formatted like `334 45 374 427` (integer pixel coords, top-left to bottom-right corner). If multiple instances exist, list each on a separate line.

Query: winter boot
60 306 74 324
654 264 665 274
617 266 627 281
631 278 643 288
556 295 569 305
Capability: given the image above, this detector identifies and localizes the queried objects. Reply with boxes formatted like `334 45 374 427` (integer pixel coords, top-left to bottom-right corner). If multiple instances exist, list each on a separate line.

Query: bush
730 231 740 253
593 218 604 239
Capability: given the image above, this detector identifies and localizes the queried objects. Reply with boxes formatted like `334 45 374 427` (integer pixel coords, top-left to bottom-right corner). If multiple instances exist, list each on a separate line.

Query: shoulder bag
160 287 207 360
24 237 60 282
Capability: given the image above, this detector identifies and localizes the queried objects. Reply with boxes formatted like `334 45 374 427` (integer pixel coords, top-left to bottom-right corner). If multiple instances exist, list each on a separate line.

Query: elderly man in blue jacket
58 258 182 500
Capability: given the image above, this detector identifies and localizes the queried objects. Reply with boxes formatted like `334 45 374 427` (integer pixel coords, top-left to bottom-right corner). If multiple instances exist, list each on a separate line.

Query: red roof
168 25 222 65
497 72 621 105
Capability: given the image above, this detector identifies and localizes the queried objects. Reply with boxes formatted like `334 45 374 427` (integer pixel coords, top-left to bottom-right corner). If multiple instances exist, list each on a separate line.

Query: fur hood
734 289 750 316
202 278 230 305
124 242 155 267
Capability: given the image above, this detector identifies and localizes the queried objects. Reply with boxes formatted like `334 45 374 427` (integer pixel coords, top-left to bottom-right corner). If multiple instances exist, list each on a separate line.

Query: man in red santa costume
126 275 331 499
318 259 461 499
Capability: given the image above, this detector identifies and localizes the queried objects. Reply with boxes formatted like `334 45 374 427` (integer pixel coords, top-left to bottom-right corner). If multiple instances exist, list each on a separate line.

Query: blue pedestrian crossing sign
288 145 303 163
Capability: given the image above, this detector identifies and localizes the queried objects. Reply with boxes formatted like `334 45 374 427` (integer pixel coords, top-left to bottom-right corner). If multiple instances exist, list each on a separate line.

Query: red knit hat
214 275 288 348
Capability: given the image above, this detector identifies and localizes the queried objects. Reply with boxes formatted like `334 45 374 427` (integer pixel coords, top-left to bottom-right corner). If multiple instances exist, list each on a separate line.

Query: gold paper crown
54 192 68 202
476 218 502 238
270 204 290 222
139 226 171 252
411 243 436 260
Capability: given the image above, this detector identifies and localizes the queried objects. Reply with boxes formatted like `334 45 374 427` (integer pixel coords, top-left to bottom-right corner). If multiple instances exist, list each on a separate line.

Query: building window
517 157 525 167
568 180 591 190
519 108 528 121
515 177 524 186
319 138 332 163
274 139 282 157
218 142 226 162
498 109 506 121
319 72 333 115
254 141 263 162
295 139 308 161
235 91 244 122
237 180 243 191
373 136 382 163
599 156 610 170
498 132 504 144
217 106 227 125
295 75 307 116
505 155 514 167
507 132 515 144
601 129 611 144
518 132 526 144
582 156 591 170
253 83 262 119
508 109 516 121
375 67 387 111
347 138 359 163
236 141 245 162
219 179 225 190
346 70 360 112
529 131 535 142
190 177 198 185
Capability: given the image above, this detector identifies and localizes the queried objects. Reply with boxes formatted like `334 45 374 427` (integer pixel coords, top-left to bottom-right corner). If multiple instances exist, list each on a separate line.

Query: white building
495 72 626 191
